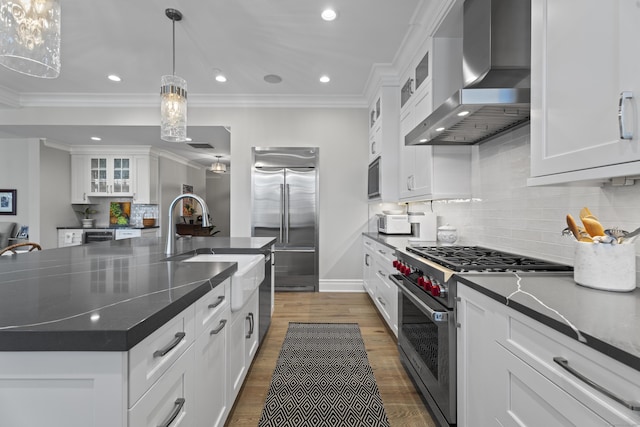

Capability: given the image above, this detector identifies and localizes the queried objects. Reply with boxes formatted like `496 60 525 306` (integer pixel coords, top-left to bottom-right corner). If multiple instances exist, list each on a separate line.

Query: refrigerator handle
285 183 290 244
279 183 284 243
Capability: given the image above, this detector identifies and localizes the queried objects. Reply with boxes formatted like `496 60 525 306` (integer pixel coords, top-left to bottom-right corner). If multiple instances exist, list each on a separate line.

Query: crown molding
42 139 71 152
12 91 368 109
0 85 20 108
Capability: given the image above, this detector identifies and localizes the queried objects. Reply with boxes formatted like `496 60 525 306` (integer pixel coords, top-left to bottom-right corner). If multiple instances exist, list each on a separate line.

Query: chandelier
211 156 227 173
160 8 187 142
0 0 61 78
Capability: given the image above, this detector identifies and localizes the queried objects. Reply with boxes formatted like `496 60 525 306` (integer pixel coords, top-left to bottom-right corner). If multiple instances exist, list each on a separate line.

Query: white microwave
368 156 381 199
378 214 411 235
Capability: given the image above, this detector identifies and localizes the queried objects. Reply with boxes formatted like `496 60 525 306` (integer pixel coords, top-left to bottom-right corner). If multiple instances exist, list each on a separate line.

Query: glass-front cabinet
88 156 133 196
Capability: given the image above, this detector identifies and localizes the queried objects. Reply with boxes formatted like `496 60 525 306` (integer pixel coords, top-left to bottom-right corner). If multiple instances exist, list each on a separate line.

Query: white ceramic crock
437 224 458 245
573 241 636 292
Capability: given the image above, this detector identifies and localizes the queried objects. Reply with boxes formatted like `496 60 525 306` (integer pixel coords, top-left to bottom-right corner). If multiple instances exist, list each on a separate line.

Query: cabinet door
228 311 246 402
494 345 613 427
89 156 110 195
363 239 376 298
530 0 640 180
111 156 133 196
133 155 158 204
194 314 229 427
244 290 259 365
457 285 501 427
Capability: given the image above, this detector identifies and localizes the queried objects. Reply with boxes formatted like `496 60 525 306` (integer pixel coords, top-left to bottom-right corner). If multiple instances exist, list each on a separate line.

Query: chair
0 242 42 256
0 222 17 249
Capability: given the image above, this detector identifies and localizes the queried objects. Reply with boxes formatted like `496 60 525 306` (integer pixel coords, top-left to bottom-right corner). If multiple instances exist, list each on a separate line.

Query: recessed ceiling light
436 127 445 132
90 136 101 141
107 74 121 82
457 111 470 117
264 74 283 84
185 137 192 142
321 8 337 21
319 75 331 83
215 74 227 83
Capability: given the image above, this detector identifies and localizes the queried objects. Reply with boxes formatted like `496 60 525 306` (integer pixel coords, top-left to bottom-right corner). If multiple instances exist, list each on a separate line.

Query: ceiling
0 0 426 168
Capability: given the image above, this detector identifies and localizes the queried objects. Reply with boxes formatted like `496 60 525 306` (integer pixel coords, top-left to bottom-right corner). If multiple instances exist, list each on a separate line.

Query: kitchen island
0 235 275 427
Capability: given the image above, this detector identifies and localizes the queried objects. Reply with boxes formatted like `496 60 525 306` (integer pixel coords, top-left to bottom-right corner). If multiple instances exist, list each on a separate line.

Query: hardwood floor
225 292 435 427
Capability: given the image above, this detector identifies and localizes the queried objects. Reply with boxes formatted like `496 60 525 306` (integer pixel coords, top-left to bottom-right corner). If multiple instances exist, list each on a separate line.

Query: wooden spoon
582 216 605 237
566 214 582 240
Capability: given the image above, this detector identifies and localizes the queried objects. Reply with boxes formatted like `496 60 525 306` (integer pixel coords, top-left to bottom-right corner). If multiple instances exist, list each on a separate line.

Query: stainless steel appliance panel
251 147 319 292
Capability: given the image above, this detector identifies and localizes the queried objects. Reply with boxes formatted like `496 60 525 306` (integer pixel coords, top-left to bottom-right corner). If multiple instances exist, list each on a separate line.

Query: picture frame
16 225 28 239
182 184 195 217
0 189 17 215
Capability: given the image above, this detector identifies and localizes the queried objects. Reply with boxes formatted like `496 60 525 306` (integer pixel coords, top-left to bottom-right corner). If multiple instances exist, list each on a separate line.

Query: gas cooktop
406 245 573 273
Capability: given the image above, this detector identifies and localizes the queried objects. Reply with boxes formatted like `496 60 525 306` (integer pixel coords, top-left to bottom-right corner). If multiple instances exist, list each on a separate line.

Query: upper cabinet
71 147 158 204
368 85 400 202
529 0 640 185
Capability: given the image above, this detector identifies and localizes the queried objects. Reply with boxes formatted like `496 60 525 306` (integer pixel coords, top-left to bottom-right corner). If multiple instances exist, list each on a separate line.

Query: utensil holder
574 242 637 292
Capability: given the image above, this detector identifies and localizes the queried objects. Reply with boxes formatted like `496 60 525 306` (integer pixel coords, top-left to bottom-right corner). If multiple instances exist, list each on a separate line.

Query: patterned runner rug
258 322 390 427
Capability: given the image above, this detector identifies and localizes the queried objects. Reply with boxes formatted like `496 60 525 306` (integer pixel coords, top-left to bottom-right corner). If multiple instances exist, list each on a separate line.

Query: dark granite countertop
362 232 640 371
0 236 275 351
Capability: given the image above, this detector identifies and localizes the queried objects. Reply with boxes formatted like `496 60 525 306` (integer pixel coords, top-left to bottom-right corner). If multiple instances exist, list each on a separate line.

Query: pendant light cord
172 17 176 76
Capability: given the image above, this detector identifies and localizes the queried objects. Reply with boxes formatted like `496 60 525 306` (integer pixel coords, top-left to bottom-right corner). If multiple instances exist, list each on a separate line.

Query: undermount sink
183 254 265 311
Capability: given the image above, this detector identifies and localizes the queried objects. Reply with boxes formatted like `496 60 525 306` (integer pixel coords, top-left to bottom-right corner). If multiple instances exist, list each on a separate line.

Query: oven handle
392 275 448 323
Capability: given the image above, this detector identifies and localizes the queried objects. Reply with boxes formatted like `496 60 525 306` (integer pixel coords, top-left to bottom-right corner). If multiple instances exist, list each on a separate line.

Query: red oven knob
392 260 398 268
423 279 433 291
417 276 425 287
401 265 409 275
430 285 442 297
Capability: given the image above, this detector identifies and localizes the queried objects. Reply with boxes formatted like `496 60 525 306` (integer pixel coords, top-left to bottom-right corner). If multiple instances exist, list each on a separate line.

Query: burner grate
406 245 573 272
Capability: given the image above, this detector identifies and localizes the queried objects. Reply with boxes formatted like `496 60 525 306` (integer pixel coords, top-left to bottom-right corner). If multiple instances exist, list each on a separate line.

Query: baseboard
319 279 365 293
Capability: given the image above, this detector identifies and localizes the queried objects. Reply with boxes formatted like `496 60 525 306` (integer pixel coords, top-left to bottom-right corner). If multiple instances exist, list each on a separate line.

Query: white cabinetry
0 278 243 427
194 280 230 427
362 236 398 336
57 228 84 247
529 0 640 185
368 85 400 202
70 147 158 203
457 283 640 427
227 289 259 404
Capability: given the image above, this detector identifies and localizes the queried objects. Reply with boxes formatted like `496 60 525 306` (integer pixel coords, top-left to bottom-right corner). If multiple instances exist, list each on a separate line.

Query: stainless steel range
392 245 572 427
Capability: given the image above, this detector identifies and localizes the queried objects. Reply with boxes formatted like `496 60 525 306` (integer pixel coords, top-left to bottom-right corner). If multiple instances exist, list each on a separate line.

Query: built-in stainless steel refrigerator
251 147 318 292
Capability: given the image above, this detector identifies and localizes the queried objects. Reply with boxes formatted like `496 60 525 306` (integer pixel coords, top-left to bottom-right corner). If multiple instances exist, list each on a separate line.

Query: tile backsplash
79 199 158 228
428 125 640 277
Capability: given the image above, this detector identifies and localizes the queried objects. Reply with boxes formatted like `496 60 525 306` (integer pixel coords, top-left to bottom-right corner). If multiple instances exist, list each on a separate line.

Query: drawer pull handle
377 297 385 307
553 357 640 411
246 313 254 339
153 332 186 358
618 91 634 140
157 397 185 427
208 296 225 309
210 319 227 335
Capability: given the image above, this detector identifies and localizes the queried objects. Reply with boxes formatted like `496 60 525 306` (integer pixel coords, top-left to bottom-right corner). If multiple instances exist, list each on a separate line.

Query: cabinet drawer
499 309 640 425
129 345 194 427
194 279 229 337
129 306 195 407
495 343 615 427
373 243 395 265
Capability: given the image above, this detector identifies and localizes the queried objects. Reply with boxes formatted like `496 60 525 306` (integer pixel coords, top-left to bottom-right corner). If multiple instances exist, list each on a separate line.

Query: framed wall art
0 189 16 215
182 184 195 217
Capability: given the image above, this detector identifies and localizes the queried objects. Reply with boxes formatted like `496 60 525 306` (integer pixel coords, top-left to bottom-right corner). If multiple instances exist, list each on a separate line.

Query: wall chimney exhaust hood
406 0 531 146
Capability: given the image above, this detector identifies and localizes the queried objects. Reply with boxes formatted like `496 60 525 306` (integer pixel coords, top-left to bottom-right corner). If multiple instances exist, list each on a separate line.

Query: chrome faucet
165 193 212 255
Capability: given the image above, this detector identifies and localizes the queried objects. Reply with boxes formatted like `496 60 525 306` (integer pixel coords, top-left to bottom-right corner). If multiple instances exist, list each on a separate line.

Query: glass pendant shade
0 0 61 78
211 157 226 173
160 74 187 142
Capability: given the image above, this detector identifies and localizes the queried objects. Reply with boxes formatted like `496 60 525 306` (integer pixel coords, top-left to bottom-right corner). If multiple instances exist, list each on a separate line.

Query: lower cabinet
0 276 262 427
228 289 259 404
362 236 398 336
457 283 640 427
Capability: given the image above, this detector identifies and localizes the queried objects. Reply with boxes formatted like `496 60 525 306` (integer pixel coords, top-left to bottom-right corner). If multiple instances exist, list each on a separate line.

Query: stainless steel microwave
368 156 380 199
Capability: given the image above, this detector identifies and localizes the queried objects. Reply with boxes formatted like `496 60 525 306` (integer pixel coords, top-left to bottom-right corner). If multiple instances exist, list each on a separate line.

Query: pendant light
0 0 61 78
160 8 187 142
211 156 226 173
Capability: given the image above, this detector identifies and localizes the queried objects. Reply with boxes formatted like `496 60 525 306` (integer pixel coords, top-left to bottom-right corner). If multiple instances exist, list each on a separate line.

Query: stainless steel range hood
406 0 531 146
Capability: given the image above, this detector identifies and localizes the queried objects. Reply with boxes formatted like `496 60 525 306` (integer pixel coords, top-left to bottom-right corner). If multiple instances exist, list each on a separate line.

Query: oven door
394 275 456 426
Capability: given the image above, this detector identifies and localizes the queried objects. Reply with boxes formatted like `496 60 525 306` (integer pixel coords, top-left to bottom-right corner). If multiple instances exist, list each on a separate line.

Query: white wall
39 141 73 249
0 138 41 245
206 172 230 237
